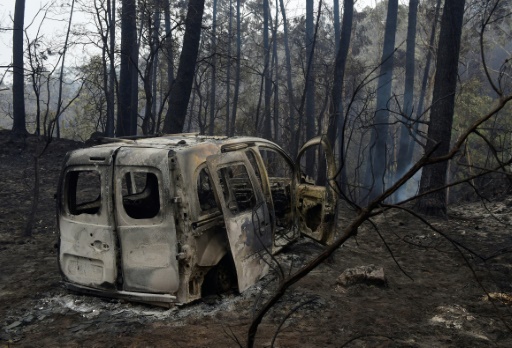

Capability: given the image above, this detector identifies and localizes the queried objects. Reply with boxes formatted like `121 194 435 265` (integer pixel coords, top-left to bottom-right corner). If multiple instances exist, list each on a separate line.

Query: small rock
5 321 22 330
337 265 387 287
22 315 34 323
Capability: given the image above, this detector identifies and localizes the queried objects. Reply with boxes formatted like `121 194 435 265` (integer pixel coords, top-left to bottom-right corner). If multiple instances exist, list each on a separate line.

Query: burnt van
57 134 337 306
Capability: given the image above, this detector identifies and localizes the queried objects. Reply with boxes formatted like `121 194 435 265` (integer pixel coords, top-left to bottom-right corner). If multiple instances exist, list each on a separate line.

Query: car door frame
58 160 118 289
206 151 273 292
294 136 338 245
113 147 180 294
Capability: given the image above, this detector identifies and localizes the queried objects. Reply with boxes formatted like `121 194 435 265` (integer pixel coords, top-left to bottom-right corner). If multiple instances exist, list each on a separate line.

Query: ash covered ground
1 130 512 347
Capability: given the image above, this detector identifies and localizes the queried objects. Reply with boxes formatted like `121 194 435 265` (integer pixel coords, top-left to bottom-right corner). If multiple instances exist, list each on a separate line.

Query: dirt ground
1 129 512 347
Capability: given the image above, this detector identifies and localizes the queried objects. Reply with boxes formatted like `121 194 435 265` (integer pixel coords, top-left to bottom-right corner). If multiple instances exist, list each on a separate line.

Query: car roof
91 134 281 150
65 134 293 167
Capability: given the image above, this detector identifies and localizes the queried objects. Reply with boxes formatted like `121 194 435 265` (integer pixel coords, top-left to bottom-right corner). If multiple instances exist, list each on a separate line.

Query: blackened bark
263 0 272 140
160 0 174 134
55 0 75 139
105 0 115 137
279 0 295 153
395 0 419 187
163 0 206 134
226 0 232 136
333 0 340 53
117 0 138 136
230 0 242 137
327 0 353 192
142 5 161 135
151 4 161 134
272 1 280 144
305 0 315 177
366 0 398 201
12 0 27 137
416 0 466 216
408 0 442 162
208 0 218 135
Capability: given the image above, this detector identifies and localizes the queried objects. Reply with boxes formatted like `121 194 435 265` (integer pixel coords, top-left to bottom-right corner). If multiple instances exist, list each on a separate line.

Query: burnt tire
202 253 237 296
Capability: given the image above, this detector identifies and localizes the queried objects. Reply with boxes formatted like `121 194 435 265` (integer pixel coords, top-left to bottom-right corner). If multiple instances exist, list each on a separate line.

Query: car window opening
197 167 218 212
67 170 102 215
121 171 160 219
218 164 256 214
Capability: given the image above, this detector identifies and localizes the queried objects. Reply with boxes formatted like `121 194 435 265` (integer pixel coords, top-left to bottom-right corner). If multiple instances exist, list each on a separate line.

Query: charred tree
407 0 442 162
279 0 296 154
305 0 316 177
117 0 139 136
11 0 27 138
160 0 175 133
105 0 116 137
151 3 162 134
142 3 162 135
226 0 232 135
327 0 353 192
416 0 466 216
394 0 419 199
263 0 272 140
208 0 218 135
272 1 280 144
163 0 206 134
333 0 340 53
229 0 241 137
55 0 75 139
366 0 398 201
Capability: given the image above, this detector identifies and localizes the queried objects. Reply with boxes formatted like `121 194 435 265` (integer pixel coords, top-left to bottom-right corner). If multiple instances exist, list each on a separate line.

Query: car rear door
295 136 338 245
114 147 179 294
58 148 118 289
206 151 272 292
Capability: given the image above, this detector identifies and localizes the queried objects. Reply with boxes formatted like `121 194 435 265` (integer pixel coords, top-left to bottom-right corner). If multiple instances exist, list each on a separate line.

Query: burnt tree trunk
327 0 353 192
279 0 296 154
12 0 27 137
226 0 233 136
407 0 442 162
55 0 75 139
229 0 242 137
305 0 316 177
105 0 116 137
263 0 272 140
395 0 418 181
208 0 218 135
416 0 466 216
163 0 206 134
366 0 398 201
160 0 174 133
117 0 139 136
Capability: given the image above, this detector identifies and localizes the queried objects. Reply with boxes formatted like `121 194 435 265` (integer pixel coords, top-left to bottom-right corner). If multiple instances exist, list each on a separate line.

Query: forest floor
1 129 512 347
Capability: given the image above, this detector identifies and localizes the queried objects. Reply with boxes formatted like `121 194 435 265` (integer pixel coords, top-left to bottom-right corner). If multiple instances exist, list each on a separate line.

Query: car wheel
202 253 237 296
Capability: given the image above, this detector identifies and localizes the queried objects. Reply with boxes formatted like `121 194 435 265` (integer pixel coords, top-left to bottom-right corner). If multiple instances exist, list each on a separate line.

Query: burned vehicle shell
57 134 337 306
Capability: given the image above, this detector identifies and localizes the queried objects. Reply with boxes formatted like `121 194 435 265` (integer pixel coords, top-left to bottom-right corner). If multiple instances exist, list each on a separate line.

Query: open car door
295 136 338 245
206 152 272 292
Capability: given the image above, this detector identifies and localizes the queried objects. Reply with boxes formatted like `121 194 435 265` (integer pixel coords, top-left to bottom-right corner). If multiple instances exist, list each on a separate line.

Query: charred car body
57 134 337 306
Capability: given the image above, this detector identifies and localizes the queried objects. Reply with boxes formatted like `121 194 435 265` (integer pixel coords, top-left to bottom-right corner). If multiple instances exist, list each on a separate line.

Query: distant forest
2 0 512 212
